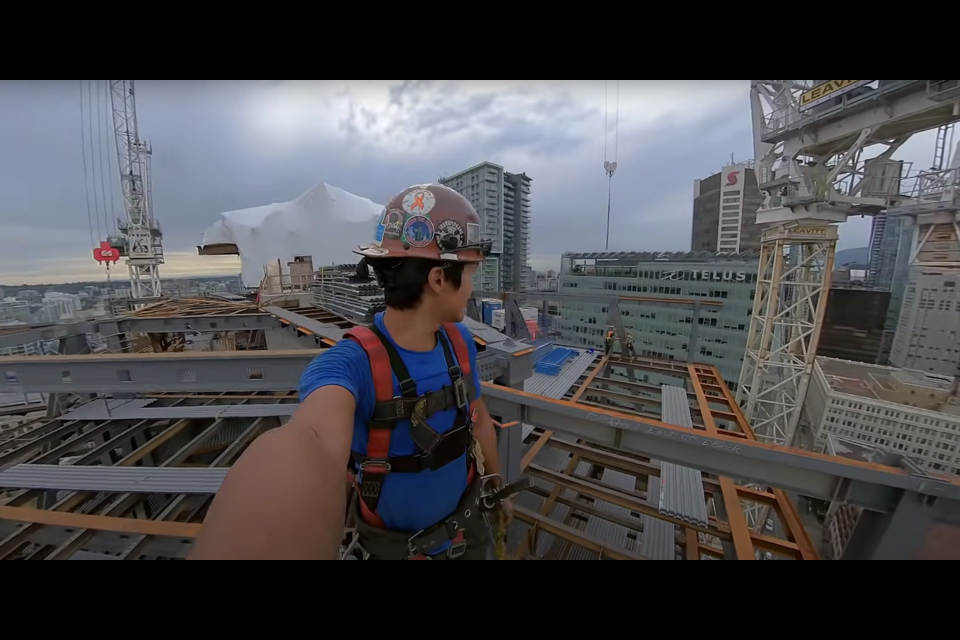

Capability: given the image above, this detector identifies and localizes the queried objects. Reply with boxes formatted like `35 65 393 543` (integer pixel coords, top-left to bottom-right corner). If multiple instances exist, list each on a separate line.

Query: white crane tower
736 80 960 535
110 80 164 299
739 81 960 452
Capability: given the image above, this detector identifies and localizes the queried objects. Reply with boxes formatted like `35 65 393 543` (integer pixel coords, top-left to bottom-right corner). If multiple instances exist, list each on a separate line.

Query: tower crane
738 80 960 532
109 80 164 299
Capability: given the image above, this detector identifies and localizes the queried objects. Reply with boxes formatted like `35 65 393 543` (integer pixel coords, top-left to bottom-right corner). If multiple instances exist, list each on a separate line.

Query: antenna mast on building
109 80 164 299
603 80 620 251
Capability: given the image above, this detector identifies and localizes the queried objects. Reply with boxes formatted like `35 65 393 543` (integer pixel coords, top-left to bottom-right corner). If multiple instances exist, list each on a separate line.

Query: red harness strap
345 326 395 528
345 323 479 530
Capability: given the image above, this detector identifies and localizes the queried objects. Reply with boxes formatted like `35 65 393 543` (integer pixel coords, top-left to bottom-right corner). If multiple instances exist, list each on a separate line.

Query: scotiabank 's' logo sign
725 171 740 187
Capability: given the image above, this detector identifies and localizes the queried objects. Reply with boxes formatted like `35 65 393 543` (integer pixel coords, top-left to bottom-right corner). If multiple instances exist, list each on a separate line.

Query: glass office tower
555 251 760 389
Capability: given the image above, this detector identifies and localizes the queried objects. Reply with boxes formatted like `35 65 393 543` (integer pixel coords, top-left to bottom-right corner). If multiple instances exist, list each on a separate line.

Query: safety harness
344 323 479 532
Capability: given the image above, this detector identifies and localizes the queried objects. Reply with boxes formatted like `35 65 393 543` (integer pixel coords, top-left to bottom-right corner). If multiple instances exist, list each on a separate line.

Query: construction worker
624 332 635 359
190 184 507 561
604 328 617 355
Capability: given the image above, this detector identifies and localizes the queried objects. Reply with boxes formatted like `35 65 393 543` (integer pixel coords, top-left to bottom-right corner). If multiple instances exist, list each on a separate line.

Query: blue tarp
534 347 576 376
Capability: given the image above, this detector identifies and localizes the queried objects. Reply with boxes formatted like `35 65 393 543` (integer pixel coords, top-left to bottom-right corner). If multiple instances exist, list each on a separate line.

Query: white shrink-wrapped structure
198 181 384 287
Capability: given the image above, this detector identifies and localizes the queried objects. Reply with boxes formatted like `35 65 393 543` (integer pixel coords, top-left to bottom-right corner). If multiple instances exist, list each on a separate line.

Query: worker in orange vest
604 328 617 355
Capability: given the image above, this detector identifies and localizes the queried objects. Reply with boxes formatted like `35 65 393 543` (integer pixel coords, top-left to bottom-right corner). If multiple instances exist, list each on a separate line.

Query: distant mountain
835 247 869 267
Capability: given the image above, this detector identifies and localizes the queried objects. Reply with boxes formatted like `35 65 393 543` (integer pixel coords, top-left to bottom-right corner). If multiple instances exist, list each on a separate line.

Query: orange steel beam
571 355 609 403
512 506 647 561
479 384 959 491
515 354 611 555
699 365 819 560
517 450 584 558
516 355 612 556
521 430 552 471
0 506 201 539
529 434 800 555
684 528 701 560
688 364 756 560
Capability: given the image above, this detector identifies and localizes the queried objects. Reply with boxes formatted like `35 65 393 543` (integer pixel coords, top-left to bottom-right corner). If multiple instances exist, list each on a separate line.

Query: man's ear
427 266 447 293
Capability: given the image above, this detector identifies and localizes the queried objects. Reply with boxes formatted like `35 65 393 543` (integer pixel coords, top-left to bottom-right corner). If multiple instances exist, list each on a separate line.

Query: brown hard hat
355 184 492 263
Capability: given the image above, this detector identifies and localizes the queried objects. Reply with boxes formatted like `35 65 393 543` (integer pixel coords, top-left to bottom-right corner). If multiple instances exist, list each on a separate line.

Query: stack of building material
312 264 385 324
657 385 710 529
639 480 677 560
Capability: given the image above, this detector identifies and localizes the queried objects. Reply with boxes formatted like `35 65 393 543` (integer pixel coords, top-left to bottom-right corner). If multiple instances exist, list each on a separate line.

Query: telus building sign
661 269 747 282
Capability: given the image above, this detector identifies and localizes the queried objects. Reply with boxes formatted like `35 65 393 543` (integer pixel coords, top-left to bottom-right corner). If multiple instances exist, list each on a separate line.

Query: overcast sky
0 80 939 285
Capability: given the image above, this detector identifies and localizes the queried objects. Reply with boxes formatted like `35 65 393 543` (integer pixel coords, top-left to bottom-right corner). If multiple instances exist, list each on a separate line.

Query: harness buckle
339 529 370 560
447 530 467 559
453 377 469 410
358 459 392 476
358 460 391 497
407 530 428 559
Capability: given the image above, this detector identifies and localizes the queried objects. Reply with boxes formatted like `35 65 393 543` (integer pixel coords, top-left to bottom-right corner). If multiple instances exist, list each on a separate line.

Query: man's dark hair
368 258 466 311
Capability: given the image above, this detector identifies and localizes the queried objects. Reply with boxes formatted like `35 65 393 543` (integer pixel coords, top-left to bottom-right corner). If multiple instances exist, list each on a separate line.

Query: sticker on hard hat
381 208 405 238
435 220 465 249
360 245 389 256
403 215 435 248
467 223 481 245
402 188 436 217
373 224 385 246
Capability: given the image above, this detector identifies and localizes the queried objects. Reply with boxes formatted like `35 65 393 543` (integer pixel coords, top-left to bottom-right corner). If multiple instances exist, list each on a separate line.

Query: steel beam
0 520 194 559
116 314 280 333
0 348 514 396
0 350 318 394
3 351 960 526
0 322 97 351
264 306 348 345
481 386 960 510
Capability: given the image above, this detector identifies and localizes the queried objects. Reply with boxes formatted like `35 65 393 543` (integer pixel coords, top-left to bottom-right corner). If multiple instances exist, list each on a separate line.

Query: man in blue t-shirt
190 184 503 560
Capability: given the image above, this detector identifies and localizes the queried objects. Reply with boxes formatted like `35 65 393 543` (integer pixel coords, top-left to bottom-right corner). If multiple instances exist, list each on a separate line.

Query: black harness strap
368 379 477 423
354 326 475 514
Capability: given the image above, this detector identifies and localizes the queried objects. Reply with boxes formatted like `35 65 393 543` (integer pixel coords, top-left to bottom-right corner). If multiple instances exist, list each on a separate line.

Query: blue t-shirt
298 312 481 535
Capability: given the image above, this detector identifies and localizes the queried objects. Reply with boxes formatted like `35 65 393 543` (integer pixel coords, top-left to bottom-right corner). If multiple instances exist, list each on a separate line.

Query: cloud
0 80 939 285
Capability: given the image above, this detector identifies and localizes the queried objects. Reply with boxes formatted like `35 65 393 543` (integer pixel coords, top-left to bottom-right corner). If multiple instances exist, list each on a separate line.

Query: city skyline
0 80 907 285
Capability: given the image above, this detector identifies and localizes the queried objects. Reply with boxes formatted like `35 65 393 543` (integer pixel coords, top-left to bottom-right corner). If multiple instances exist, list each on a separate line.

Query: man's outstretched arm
188 386 355 560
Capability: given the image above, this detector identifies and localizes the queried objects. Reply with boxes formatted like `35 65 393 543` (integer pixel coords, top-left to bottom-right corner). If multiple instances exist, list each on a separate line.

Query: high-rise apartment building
690 163 765 253
440 162 532 292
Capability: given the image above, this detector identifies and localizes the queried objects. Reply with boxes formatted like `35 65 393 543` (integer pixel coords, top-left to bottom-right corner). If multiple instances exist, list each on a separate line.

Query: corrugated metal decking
521 348 599 440
656 385 710 528
639 480 676 560
0 464 227 495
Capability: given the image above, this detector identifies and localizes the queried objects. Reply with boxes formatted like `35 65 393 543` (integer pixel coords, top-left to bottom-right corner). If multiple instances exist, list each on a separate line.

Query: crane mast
109 80 163 299
738 80 960 536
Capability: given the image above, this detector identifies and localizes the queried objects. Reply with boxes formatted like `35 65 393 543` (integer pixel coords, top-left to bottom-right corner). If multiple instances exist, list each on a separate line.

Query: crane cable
94 80 114 236
603 80 620 251
79 81 98 250
85 81 105 242
102 81 119 224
